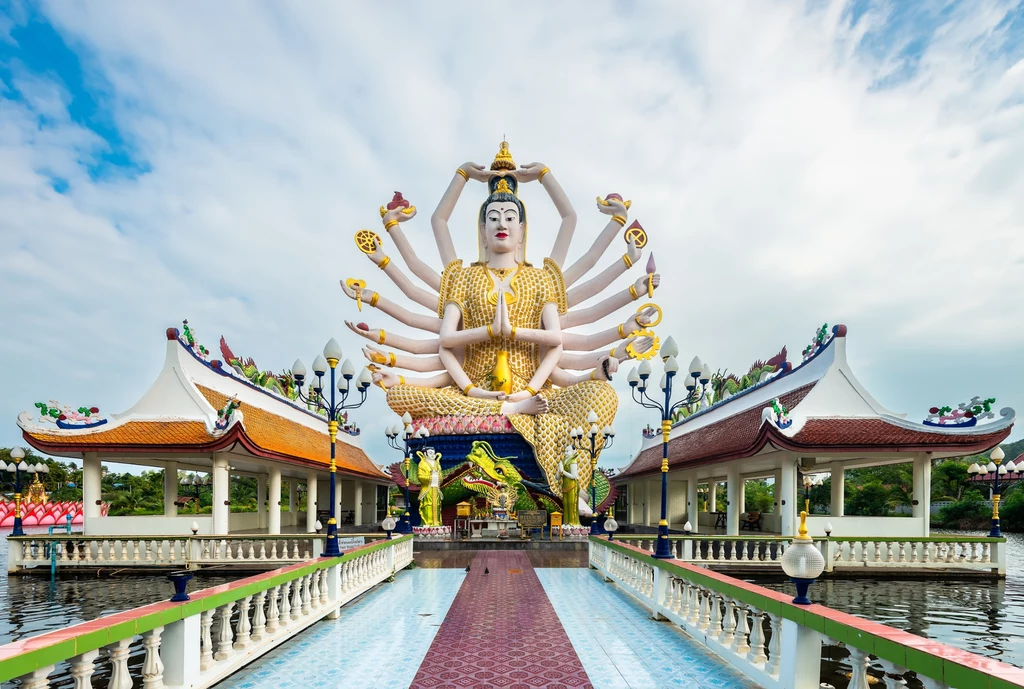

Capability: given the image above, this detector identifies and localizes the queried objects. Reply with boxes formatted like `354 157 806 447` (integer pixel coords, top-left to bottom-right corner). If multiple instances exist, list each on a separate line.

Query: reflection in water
749 530 1024 668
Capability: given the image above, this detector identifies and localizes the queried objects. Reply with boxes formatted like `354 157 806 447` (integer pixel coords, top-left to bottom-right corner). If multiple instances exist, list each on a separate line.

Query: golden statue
416 447 442 526
561 446 581 526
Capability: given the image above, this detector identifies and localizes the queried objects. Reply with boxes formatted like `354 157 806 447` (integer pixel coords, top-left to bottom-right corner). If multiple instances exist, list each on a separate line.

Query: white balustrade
590 539 959 689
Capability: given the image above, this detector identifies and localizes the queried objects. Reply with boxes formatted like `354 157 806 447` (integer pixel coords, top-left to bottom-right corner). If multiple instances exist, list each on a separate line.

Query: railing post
777 617 823 689
327 562 342 620
387 542 396 573
681 538 693 561
652 565 668 620
162 615 201 687
312 537 324 559
992 539 1006 576
7 539 23 573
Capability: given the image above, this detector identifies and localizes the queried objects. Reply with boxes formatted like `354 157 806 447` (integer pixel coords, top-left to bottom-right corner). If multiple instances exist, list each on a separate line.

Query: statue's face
426 449 436 459
483 201 524 256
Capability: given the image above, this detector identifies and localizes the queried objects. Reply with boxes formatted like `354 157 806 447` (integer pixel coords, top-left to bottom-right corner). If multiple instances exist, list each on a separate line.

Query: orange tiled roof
26 421 213 446
196 386 383 479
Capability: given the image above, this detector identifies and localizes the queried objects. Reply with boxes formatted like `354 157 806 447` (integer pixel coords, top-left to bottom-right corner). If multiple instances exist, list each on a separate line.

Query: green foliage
933 495 990 528
744 479 774 513
845 480 893 516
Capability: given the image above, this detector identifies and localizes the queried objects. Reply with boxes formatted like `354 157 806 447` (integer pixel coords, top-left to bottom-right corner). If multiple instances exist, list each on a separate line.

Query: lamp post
968 447 1019 538
292 338 372 557
569 411 615 535
386 414 429 534
801 473 824 514
0 447 37 536
178 473 212 513
627 336 711 559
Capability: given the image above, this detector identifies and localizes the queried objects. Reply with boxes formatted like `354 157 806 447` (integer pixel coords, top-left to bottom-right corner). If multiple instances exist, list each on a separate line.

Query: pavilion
16 323 391 536
613 324 1015 537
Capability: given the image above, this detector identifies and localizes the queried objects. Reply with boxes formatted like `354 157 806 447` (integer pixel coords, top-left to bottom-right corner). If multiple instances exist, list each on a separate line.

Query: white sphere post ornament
780 510 826 605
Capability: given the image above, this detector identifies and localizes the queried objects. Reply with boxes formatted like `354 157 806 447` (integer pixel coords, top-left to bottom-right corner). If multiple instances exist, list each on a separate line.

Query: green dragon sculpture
671 346 789 423
219 336 299 400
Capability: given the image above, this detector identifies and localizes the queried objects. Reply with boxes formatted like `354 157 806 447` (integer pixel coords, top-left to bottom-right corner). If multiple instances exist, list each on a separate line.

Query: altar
469 519 520 539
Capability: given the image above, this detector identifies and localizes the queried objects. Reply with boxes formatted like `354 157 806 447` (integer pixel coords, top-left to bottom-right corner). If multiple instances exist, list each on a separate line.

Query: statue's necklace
486 264 521 306
488 265 517 280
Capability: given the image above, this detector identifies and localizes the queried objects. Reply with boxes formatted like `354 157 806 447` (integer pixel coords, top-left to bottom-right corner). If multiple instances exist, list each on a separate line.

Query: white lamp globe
323 338 343 361
968 462 981 475
638 360 652 378
10 447 25 460
661 336 679 359
987 462 998 473
603 515 618 533
781 539 825 580
587 410 599 424
992 447 1005 462
382 515 397 534
291 359 306 379
683 520 692 534
341 359 356 377
312 354 329 376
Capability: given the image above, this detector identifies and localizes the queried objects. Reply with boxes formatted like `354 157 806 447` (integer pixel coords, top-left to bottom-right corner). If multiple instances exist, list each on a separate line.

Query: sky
1 0 1022 476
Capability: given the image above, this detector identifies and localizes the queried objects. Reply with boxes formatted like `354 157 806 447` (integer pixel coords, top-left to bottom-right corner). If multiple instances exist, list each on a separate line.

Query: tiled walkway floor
215 552 759 689
537 569 757 689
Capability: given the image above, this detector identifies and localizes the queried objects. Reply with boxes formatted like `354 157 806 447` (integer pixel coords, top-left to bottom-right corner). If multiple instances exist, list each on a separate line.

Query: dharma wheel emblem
354 230 382 255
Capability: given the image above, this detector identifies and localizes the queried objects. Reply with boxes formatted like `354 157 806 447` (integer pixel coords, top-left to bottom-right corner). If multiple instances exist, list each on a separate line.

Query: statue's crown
490 140 516 171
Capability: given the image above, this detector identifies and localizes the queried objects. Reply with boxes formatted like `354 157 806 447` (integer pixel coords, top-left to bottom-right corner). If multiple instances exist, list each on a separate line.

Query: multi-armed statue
341 141 662 520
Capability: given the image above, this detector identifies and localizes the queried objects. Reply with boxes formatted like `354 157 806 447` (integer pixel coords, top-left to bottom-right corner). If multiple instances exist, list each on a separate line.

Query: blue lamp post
627 336 711 559
292 339 372 558
968 447 1019 538
569 413 615 535
0 447 37 536
386 414 429 534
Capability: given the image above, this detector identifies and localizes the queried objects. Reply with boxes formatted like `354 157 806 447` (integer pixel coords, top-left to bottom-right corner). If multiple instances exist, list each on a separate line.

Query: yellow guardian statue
560 446 581 526
343 141 662 498
416 447 443 527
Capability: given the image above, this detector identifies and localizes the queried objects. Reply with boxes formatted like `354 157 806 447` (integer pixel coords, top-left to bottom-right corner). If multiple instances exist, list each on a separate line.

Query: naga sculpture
343 141 660 501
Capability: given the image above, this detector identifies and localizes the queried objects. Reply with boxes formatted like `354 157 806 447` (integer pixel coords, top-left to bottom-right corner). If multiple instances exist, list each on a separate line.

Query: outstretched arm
560 306 659 351
431 162 490 266
340 281 440 333
560 274 660 330
380 207 441 292
566 238 641 308
518 163 577 267
362 346 443 373
345 320 437 355
364 236 437 311
558 336 653 370
562 197 630 286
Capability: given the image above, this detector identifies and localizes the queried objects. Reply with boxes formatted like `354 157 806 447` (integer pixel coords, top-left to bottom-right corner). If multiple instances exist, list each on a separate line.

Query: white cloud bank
1 0 1022 471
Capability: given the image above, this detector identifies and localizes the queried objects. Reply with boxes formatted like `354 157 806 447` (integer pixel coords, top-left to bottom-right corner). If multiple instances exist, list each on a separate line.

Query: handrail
611 533 1005 543
589 536 1024 688
7 533 387 541
0 535 414 687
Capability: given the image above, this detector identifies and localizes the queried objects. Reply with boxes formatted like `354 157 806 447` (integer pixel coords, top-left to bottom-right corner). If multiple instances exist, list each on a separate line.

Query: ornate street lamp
178 473 212 513
801 473 824 514
627 336 711 559
780 510 825 604
968 447 1019 538
0 447 36 536
386 414 429 534
292 338 372 557
569 411 615 535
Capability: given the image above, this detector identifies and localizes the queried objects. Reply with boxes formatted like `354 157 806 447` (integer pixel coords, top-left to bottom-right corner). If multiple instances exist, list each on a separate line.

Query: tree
744 479 774 513
845 480 892 516
932 459 973 501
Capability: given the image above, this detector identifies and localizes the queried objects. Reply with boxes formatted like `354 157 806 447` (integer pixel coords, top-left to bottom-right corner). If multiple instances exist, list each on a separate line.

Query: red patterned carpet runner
410 551 593 689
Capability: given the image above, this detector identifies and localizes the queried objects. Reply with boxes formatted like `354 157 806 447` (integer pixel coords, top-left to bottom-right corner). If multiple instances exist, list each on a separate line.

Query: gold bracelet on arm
590 370 597 380
463 383 476 395
629 285 639 301
622 253 634 269
525 386 538 397
487 324 495 339
510 326 517 341
611 215 627 226
399 375 406 385
377 256 391 270
538 167 550 182
456 168 469 181
369 292 380 307
387 352 397 367
378 329 387 345
617 323 626 339
383 219 399 231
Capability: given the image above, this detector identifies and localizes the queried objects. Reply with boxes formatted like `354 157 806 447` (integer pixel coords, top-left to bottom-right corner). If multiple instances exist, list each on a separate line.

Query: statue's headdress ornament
490 140 516 171
488 175 518 197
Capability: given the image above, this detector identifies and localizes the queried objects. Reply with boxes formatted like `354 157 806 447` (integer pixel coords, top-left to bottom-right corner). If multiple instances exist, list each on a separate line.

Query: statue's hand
498 292 513 338
516 162 546 184
625 237 641 266
372 370 402 389
461 162 490 183
593 355 619 381
340 280 363 301
345 320 381 343
597 197 628 217
632 273 660 296
503 391 533 402
382 206 416 226
368 236 386 267
361 346 389 366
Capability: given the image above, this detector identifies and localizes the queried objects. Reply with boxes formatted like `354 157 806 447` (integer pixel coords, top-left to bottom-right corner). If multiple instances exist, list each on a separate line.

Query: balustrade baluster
697 590 711 630
270 540 279 559
70 649 99 689
106 638 133 689
199 609 215 670
748 611 767 664
878 660 909 688
731 606 750 656
234 596 253 650
251 590 267 641
214 602 234 660
898 541 907 563
290 576 302 619
319 568 330 606
720 597 736 646
687 585 700 625
767 613 782 677
310 570 321 609
848 646 872 689
708 593 723 639
279 581 292 627
141 626 165 688
257 540 266 560
19 665 56 689
266 585 280 634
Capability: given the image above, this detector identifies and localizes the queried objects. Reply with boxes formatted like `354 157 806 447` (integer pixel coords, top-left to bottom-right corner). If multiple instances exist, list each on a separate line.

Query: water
750 530 1024 668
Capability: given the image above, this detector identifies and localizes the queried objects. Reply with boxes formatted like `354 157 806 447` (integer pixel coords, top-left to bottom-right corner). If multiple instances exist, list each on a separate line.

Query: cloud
1 0 1022 475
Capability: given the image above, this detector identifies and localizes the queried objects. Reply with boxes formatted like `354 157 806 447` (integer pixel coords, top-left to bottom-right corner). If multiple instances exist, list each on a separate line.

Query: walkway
215 551 757 689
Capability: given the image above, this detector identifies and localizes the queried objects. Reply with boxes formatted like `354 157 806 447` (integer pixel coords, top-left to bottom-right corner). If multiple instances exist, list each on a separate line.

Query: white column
83 452 102 533
288 480 296 515
913 454 931 536
257 475 267 530
831 465 845 518
353 481 363 527
686 475 699 533
306 472 318 533
212 454 230 535
164 461 178 517
707 480 718 514
268 466 282 535
780 459 797 537
726 464 740 536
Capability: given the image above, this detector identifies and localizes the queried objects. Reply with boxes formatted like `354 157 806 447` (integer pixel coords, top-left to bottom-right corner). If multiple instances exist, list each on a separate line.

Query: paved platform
215 551 758 689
